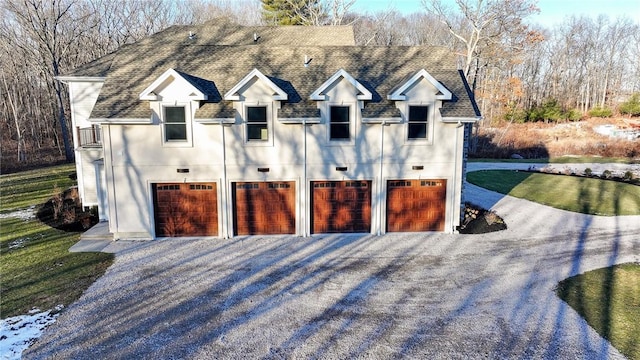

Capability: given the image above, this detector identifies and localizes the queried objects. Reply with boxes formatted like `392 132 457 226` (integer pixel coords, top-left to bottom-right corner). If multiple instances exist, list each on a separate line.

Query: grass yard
0 165 77 213
469 156 638 164
0 164 113 318
466 170 640 215
557 263 640 360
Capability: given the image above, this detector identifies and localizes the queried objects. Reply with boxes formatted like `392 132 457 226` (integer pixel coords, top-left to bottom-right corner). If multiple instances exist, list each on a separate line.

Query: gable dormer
388 70 453 145
139 68 208 101
310 69 372 144
224 69 288 145
310 69 372 102
223 68 287 101
387 69 452 101
139 68 212 147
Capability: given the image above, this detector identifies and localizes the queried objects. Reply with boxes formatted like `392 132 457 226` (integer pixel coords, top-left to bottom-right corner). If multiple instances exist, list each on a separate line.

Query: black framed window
247 106 268 141
164 106 187 141
330 106 350 140
408 106 428 139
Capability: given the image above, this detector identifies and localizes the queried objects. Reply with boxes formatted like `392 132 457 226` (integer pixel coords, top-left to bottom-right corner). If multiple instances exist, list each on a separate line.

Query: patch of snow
0 305 63 360
0 206 36 221
8 239 27 250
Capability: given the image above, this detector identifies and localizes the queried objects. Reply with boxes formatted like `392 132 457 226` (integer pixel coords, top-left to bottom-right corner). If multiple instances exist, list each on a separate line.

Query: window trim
407 105 429 141
243 102 273 146
404 103 434 145
326 102 356 145
161 102 193 148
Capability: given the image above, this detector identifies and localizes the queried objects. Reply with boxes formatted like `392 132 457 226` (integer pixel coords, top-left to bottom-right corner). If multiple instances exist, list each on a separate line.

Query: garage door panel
233 182 295 235
387 179 446 232
312 181 371 234
153 183 218 237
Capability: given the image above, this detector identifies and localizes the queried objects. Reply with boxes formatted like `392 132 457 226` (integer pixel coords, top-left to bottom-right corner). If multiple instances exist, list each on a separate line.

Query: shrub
602 170 612 179
619 93 640 116
527 100 581 122
624 171 634 181
588 107 613 118
566 108 583 121
504 107 528 123
584 168 593 176
528 99 563 122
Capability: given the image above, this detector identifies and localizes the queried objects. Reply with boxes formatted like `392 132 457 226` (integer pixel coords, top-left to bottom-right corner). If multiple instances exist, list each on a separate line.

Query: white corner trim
388 69 452 101
139 68 208 101
310 69 372 101
223 68 288 101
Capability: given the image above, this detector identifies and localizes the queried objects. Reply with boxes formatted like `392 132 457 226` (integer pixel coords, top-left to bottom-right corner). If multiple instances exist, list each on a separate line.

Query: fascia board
278 118 322 124
55 76 106 83
224 68 288 101
441 116 482 123
388 69 452 100
89 118 152 124
139 68 207 101
194 118 236 124
310 69 372 101
361 117 402 124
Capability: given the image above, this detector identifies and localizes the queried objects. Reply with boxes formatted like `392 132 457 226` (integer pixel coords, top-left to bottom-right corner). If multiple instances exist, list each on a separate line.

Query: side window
408 106 428 140
164 106 187 142
247 106 268 141
330 106 350 140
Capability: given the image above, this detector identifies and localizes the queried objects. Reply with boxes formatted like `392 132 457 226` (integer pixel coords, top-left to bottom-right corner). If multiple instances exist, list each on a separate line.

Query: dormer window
408 106 428 140
247 106 268 141
164 106 187 141
330 106 350 140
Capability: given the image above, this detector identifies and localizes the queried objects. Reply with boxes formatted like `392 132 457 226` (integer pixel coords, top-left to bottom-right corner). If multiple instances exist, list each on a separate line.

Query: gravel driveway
24 164 640 359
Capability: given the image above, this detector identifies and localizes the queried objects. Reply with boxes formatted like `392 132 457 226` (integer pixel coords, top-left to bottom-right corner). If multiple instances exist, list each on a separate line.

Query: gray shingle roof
64 51 117 77
89 44 480 121
136 19 356 47
63 20 354 79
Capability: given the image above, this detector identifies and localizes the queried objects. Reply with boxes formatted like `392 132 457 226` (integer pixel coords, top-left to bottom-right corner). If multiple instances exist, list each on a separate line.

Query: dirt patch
36 187 98 232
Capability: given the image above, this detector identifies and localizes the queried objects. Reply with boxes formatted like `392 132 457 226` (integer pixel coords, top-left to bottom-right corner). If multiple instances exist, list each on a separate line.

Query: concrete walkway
24 164 640 359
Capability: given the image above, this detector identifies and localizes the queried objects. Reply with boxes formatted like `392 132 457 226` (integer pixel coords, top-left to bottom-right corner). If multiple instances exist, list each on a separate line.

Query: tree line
1 0 638 171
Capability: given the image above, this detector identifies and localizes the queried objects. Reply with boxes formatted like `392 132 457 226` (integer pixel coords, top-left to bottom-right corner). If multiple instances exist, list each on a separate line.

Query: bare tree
2 0 91 161
281 0 356 25
422 0 539 87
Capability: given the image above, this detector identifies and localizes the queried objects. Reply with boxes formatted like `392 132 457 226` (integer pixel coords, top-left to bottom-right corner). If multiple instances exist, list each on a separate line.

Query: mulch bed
37 187 98 232
459 203 507 234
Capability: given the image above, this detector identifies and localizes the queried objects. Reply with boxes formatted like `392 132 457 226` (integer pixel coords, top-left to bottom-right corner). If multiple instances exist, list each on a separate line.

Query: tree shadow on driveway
23 223 638 359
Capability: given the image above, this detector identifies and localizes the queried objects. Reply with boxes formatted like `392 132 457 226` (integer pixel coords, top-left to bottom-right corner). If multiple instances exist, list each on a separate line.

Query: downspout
106 125 119 238
451 122 461 233
377 121 386 236
302 119 308 237
221 121 230 239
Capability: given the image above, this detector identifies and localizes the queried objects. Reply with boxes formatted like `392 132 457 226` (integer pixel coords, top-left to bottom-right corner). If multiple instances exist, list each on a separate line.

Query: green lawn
466 170 640 215
557 264 640 360
0 164 113 318
0 165 77 213
469 156 638 164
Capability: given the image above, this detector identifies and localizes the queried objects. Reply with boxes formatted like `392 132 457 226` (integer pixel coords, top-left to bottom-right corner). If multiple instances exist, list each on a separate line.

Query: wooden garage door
233 181 295 235
387 179 446 232
312 181 371 234
153 183 218 237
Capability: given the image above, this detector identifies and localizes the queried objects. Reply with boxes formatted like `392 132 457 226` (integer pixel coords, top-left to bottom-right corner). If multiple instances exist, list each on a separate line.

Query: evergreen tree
261 0 323 25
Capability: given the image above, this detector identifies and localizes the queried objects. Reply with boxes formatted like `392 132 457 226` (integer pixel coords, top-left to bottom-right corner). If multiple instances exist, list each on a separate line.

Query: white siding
102 72 466 238
67 80 104 207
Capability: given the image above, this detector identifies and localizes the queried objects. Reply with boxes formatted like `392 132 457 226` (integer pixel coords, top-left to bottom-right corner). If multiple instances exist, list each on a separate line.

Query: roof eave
55 76 106 83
